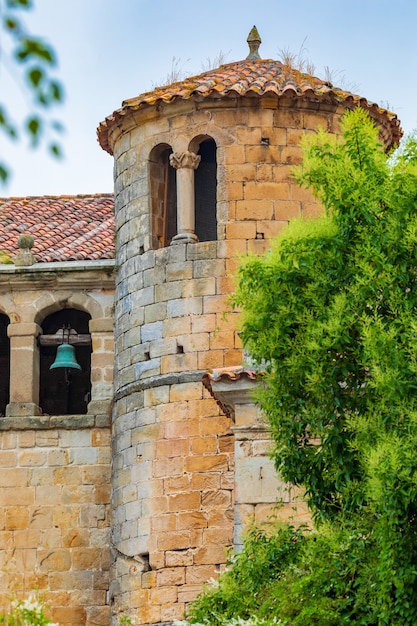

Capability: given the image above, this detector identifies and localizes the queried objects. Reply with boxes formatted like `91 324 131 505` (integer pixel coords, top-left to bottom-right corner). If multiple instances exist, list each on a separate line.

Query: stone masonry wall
0 268 114 626
110 243 237 624
0 418 111 626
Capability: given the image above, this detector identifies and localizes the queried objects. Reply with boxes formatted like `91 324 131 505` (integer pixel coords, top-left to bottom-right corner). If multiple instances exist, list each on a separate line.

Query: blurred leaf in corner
0 0 65 184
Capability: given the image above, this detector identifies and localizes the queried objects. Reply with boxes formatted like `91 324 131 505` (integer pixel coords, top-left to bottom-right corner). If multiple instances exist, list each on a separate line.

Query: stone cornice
113 370 207 403
0 260 116 290
0 413 110 430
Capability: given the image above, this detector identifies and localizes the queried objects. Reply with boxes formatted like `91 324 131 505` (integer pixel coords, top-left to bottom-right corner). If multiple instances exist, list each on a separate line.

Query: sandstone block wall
111 243 237 624
0 417 111 626
0 268 115 625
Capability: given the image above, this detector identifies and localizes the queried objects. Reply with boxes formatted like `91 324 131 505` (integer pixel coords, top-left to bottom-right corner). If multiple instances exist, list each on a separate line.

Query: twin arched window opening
0 308 93 418
150 138 217 249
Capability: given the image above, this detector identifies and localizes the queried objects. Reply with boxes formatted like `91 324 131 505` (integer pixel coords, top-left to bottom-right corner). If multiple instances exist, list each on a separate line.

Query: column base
170 232 199 245
6 402 42 417
87 399 111 417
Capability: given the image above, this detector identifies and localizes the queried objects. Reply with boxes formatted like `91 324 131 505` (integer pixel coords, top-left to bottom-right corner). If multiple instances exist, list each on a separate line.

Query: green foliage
233 108 417 519
187 522 306 625
0 595 135 626
0 0 64 181
222 107 417 624
0 250 13 263
188 517 386 626
0 594 57 626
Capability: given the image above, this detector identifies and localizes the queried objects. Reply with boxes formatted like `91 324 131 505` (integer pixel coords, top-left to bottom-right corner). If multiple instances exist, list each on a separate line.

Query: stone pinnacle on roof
246 25 261 60
15 234 35 266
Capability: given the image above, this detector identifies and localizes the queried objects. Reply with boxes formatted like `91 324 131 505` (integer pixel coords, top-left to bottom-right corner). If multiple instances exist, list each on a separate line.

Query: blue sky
2 0 416 197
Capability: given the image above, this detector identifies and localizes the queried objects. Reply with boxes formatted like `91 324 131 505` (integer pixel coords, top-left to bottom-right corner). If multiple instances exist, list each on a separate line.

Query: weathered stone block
201 490 232 509
143 387 169 409
163 316 191 337
155 565 186 587
185 564 217 585
235 456 289 504
165 550 193 567
144 301 167 324
190 435 217 455
156 438 189 459
167 297 203 318
168 492 201 512
38 549 71 572
0 468 28 487
182 278 216 298
161 353 198 375
184 454 228 473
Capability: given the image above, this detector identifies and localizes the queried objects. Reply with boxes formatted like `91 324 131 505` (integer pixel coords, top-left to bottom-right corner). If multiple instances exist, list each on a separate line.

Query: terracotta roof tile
0 194 114 263
203 366 262 384
202 366 264 418
98 58 402 154
202 366 265 419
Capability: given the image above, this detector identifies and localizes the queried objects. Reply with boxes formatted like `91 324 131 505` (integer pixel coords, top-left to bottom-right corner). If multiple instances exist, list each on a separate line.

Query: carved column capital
169 151 201 171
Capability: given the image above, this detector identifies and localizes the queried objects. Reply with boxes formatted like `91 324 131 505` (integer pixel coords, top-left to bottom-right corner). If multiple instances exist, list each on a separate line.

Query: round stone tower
98 28 400 625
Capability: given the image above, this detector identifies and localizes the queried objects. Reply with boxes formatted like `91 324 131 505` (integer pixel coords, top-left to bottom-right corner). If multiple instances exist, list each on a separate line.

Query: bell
50 343 82 371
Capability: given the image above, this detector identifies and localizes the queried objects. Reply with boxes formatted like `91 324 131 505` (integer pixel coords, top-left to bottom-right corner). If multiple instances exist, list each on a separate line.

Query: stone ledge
0 261 115 290
0 413 110 430
0 259 115 273
114 370 207 402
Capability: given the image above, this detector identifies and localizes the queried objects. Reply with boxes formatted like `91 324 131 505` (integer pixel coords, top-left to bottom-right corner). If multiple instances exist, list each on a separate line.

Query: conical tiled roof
98 35 402 154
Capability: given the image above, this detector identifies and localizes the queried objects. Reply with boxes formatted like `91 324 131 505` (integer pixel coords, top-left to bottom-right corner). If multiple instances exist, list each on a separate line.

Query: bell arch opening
39 309 92 415
194 137 217 242
149 144 177 248
0 313 10 416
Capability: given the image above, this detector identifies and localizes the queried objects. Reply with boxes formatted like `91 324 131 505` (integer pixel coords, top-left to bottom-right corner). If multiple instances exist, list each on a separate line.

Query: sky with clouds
1 0 416 197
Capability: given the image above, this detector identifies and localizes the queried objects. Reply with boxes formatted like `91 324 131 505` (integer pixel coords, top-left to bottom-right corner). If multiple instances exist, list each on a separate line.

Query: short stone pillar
169 150 201 244
87 317 114 416
6 322 42 416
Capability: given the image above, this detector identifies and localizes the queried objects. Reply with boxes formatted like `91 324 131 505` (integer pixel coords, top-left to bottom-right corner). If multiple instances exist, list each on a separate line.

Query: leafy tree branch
0 0 64 182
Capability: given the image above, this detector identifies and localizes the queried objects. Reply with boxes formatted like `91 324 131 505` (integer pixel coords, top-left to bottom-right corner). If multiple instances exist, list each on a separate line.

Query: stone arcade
0 30 401 626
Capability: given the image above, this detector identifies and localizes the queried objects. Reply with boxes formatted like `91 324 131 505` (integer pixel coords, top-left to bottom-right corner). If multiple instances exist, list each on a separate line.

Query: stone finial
14 234 35 266
246 25 261 60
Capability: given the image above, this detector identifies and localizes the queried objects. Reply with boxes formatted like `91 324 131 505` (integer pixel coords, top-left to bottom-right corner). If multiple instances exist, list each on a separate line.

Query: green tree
0 0 63 182
219 107 417 624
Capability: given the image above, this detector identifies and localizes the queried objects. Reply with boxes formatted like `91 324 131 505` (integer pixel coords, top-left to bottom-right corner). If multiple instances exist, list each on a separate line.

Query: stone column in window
87 317 114 416
169 150 201 244
6 322 41 416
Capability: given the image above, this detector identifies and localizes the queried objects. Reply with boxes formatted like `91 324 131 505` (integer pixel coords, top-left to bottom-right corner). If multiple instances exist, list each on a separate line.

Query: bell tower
98 29 401 624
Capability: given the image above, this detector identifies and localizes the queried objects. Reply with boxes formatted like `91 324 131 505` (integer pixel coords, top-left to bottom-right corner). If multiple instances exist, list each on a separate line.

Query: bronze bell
50 343 82 371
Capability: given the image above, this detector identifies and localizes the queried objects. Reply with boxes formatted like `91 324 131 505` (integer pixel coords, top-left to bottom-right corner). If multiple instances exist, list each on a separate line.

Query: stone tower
98 29 400 625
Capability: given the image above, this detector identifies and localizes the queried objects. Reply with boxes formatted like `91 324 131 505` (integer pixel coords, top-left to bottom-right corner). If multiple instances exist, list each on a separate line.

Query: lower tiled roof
0 194 114 263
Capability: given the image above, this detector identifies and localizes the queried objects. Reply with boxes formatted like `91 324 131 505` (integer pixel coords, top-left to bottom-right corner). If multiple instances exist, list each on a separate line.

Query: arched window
149 144 177 248
195 138 217 242
39 309 91 415
0 313 10 416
